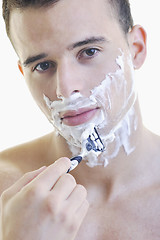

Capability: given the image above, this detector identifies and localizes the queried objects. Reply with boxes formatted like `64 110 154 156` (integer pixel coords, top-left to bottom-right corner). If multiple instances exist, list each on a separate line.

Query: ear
128 25 147 69
18 60 24 75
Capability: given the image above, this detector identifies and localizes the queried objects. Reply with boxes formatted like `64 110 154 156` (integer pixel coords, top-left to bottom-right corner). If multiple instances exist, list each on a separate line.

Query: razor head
85 127 105 153
68 127 104 172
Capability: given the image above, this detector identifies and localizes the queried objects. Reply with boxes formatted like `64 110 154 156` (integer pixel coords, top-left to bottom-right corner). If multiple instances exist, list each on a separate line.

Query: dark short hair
2 0 133 38
109 0 133 33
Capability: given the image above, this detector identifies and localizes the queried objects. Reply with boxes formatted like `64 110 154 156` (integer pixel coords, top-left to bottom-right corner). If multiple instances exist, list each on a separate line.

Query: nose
56 58 84 99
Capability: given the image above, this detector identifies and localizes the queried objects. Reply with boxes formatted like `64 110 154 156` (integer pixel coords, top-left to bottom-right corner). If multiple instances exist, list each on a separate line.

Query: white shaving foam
44 50 137 167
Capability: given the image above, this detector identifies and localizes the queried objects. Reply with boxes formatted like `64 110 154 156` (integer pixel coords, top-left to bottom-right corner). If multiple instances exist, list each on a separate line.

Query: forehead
10 0 121 57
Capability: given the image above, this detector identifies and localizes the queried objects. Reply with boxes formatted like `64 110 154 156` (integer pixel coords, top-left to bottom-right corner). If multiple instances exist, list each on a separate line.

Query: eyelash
32 47 100 73
78 47 100 60
32 61 56 73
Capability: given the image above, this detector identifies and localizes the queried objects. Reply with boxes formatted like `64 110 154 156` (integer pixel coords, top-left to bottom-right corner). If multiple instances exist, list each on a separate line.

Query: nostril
56 92 62 99
70 90 80 97
73 90 79 93
57 95 63 99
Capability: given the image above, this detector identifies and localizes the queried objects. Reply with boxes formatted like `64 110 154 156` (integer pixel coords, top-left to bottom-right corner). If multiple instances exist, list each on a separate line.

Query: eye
33 61 56 73
85 48 98 56
78 48 100 60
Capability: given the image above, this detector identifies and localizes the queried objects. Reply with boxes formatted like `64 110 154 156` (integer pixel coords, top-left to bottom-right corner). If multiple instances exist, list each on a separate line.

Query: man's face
10 0 135 136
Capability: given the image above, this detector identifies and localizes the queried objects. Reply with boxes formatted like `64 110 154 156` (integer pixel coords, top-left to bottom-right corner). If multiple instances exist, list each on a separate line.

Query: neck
53 99 148 198
71 100 146 197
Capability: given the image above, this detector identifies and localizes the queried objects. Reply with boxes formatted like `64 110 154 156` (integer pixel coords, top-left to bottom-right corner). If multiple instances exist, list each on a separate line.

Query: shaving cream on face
44 50 137 167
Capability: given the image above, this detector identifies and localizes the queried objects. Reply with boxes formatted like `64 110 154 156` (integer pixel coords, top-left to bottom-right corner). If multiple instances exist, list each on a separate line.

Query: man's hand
0 158 89 240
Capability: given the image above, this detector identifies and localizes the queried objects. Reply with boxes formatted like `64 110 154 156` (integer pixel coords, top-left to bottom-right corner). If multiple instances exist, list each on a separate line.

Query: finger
3 166 47 197
66 184 87 213
50 173 76 200
76 199 89 218
30 157 71 190
69 200 89 239
74 200 89 228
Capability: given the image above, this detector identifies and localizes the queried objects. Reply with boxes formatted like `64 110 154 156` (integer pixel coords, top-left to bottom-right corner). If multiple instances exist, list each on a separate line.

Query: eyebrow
23 53 48 67
68 36 107 50
23 36 107 67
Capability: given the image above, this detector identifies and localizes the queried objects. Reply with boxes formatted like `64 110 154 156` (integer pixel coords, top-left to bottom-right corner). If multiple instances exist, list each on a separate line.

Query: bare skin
1 0 160 239
1 126 160 240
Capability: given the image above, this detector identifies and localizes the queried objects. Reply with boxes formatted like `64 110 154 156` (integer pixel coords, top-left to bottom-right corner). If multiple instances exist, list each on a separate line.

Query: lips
60 107 99 126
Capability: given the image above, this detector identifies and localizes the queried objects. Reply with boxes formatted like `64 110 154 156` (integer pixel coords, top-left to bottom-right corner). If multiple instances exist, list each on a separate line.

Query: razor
67 127 105 172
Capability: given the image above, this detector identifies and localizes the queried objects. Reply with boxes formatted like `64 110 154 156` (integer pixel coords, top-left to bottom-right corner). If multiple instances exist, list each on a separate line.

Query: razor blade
68 127 104 172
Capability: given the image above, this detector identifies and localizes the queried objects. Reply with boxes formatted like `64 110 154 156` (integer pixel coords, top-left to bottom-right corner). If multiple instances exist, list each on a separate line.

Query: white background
0 0 160 151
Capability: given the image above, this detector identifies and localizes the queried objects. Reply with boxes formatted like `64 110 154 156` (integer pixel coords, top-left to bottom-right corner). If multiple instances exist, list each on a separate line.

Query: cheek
90 52 136 131
24 74 57 118
25 77 42 104
107 73 133 113
85 61 119 96
106 68 135 122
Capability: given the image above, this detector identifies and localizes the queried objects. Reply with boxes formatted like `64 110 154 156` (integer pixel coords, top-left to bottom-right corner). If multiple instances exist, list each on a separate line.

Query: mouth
60 107 100 126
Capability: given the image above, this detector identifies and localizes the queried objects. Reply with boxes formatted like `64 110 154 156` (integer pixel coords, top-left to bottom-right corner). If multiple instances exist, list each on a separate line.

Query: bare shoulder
144 128 160 153
0 160 23 195
143 128 160 183
150 131 160 155
0 132 54 195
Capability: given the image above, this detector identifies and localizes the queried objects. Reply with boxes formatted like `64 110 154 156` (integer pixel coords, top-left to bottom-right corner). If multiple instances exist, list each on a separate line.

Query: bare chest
75 189 160 240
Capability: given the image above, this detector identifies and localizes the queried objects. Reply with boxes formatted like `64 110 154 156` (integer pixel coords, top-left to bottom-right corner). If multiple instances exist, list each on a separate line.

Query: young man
1 0 160 239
